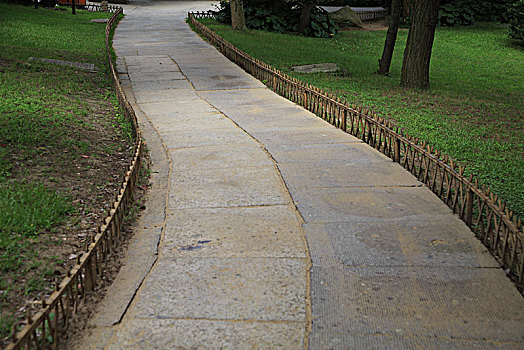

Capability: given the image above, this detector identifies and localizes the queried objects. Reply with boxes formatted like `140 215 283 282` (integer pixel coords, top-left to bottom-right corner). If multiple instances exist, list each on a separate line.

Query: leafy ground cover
0 3 134 341
199 18 524 219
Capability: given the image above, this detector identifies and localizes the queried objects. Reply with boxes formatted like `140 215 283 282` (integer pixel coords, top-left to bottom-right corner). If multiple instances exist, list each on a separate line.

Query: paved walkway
81 1 524 349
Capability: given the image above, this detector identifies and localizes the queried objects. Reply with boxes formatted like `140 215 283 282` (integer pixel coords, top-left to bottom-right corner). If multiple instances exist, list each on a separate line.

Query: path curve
80 1 524 349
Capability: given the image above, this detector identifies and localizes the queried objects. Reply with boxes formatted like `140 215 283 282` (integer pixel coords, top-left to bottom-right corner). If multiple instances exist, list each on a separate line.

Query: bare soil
1 63 149 346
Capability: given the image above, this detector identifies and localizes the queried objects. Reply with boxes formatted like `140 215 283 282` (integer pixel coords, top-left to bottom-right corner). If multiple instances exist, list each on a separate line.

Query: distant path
80 1 524 349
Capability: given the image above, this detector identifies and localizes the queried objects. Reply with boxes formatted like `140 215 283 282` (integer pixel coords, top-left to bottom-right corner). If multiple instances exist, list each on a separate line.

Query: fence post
394 137 401 163
465 187 474 226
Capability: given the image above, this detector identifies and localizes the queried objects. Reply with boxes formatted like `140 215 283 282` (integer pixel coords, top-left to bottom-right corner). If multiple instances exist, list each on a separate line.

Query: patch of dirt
0 65 150 347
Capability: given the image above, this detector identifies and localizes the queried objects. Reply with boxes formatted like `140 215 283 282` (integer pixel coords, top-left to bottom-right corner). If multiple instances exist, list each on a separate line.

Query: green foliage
507 0 524 45
213 0 337 38
0 181 73 245
199 19 524 218
318 0 385 6
438 0 514 27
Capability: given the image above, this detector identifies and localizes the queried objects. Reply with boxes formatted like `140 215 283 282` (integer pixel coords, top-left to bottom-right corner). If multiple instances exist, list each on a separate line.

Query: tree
400 0 440 89
230 0 246 30
298 1 315 33
378 0 402 75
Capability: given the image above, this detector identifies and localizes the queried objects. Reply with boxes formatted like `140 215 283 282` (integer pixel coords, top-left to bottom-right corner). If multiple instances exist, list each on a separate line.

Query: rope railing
6 8 144 349
188 12 524 286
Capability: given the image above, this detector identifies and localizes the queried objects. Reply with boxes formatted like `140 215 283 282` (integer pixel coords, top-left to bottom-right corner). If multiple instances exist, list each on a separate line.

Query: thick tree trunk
378 0 402 75
299 1 314 33
400 0 440 89
230 0 246 30
402 0 410 18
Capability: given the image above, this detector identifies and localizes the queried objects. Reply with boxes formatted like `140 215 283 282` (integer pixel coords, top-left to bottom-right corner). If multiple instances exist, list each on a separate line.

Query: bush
212 0 338 38
507 0 524 45
438 0 514 27
317 0 385 6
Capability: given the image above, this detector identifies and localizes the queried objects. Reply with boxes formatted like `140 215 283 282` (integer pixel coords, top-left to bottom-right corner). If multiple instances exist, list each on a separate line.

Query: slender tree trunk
378 0 402 75
230 0 246 30
72 0 76 15
400 0 440 89
299 1 314 33
402 0 410 18
34 0 38 9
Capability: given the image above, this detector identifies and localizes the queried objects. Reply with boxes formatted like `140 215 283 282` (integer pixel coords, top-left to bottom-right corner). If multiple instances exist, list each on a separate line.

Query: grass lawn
0 3 133 340
199 19 524 219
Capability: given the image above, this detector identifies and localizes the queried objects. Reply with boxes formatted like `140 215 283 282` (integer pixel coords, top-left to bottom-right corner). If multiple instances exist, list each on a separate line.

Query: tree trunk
378 0 402 75
230 0 246 30
72 0 76 15
299 1 314 33
402 0 410 18
272 0 288 13
400 0 440 89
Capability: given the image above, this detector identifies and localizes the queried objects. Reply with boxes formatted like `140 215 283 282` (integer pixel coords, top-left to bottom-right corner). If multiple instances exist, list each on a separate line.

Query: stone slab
174 56 240 69
291 63 339 73
309 333 522 350
169 165 289 209
129 257 307 321
305 220 499 268
124 56 175 67
290 187 453 223
278 160 421 189
139 99 215 116
269 143 389 165
310 265 524 343
169 142 273 169
182 68 266 91
28 57 97 72
160 206 305 258
161 128 254 149
133 87 197 103
105 319 304 350
146 111 235 132
131 79 193 92
198 88 294 109
127 70 185 81
251 127 360 147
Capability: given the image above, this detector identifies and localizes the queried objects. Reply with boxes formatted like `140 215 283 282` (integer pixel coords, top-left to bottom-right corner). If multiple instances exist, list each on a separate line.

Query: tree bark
400 0 440 89
299 1 314 33
230 0 246 30
402 0 410 18
378 0 402 75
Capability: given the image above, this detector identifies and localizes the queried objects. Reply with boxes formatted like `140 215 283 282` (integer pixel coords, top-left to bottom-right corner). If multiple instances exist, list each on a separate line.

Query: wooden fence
83 4 121 13
188 13 524 286
6 8 144 349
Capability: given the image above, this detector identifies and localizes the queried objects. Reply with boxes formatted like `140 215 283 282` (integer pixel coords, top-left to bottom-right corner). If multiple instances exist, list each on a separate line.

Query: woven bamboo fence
356 9 388 21
83 4 121 13
6 7 145 349
188 12 524 286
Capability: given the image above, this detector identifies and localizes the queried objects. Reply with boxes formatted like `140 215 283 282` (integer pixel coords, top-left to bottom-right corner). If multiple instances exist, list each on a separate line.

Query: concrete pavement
80 1 524 349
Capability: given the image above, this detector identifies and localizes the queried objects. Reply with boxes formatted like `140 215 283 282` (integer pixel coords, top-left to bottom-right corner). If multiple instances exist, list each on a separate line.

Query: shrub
213 0 337 38
438 0 514 27
507 0 524 45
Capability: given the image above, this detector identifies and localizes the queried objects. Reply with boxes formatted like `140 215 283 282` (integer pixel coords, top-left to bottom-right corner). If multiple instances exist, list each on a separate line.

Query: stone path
80 1 524 349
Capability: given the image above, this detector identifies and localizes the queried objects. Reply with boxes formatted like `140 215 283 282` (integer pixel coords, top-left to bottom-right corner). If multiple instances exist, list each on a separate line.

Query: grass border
6 7 146 349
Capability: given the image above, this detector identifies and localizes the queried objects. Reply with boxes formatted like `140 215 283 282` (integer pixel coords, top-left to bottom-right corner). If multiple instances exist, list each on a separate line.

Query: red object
58 0 87 6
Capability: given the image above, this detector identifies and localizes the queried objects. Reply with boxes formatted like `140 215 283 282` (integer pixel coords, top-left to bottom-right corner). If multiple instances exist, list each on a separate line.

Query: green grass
199 19 524 218
0 3 128 339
